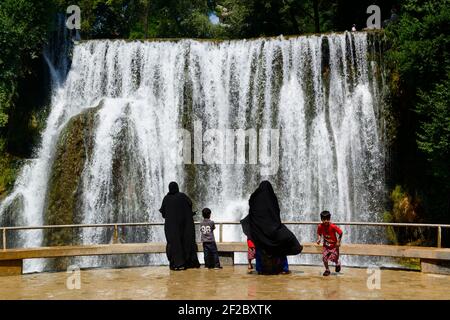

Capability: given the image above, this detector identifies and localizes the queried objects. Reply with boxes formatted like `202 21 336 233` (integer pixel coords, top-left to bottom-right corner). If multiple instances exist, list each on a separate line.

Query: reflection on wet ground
1 265 449 300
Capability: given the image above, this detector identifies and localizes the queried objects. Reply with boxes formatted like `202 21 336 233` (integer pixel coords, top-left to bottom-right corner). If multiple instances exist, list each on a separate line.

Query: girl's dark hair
202 208 211 219
320 211 331 220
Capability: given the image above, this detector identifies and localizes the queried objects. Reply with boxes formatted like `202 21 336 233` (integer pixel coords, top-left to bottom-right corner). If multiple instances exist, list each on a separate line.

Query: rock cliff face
42 106 98 270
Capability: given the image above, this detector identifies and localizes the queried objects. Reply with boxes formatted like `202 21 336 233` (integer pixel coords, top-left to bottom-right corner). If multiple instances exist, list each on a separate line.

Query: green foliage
0 0 56 198
385 0 449 92
179 10 218 38
0 85 10 128
216 0 249 38
385 0 450 226
0 0 54 129
0 146 19 199
389 185 422 223
383 186 430 246
216 0 329 37
416 79 450 181
53 0 362 40
383 211 398 245
54 0 224 39
54 0 137 38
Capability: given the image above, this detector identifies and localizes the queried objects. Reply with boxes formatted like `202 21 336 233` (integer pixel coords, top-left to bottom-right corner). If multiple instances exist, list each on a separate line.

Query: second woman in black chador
241 181 302 274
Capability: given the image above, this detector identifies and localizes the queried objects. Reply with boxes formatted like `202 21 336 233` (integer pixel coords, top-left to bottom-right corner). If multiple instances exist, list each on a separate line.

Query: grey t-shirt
200 219 216 243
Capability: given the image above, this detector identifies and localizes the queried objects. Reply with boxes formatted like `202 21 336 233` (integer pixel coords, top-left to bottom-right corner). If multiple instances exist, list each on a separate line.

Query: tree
386 0 450 222
312 0 320 33
416 80 450 182
0 0 54 139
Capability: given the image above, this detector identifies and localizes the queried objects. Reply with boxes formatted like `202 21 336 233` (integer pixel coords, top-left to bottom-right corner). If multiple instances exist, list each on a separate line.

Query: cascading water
43 14 74 88
0 32 388 272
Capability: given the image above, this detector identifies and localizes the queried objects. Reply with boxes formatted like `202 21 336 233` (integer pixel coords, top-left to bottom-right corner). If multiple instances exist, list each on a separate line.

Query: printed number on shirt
201 226 211 234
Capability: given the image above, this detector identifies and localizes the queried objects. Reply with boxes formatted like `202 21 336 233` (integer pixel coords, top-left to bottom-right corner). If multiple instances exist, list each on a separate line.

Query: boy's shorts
322 246 339 263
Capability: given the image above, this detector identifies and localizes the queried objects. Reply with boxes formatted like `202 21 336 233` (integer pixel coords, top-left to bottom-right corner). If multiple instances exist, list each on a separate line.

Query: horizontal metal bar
1 222 164 231
1 221 449 231
215 221 450 228
281 221 450 228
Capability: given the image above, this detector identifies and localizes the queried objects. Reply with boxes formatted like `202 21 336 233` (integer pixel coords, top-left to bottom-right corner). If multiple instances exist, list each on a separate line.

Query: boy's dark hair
202 208 212 219
320 211 331 220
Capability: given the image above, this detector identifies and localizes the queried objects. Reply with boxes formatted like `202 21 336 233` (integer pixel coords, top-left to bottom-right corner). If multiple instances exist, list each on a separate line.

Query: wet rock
0 195 25 248
43 106 99 270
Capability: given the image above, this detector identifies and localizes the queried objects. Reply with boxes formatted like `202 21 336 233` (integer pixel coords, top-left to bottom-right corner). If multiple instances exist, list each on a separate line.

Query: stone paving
1 265 449 300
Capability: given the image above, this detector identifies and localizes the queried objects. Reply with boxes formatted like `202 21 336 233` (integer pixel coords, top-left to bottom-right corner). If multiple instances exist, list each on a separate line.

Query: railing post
219 224 223 243
2 229 6 250
437 226 442 248
113 225 119 244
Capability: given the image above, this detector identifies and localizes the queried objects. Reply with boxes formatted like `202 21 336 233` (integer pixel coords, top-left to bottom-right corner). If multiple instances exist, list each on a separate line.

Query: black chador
241 181 303 257
159 182 200 270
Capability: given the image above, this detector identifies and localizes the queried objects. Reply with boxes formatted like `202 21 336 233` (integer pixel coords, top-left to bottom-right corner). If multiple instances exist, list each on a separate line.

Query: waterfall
0 32 388 272
43 14 73 88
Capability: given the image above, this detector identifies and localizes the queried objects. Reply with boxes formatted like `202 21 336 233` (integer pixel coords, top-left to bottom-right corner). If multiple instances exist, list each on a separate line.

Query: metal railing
1 221 449 251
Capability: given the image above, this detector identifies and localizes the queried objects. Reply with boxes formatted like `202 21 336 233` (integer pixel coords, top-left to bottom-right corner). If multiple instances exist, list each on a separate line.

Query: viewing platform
1 221 450 300
1 265 450 300
2 242 450 276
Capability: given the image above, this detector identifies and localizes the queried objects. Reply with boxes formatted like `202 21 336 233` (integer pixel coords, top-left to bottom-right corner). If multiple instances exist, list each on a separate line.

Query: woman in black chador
241 181 303 274
159 182 200 270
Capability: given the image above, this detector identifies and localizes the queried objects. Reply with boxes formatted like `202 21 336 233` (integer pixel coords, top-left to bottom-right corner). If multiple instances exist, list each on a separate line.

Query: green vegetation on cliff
385 0 449 233
0 0 55 198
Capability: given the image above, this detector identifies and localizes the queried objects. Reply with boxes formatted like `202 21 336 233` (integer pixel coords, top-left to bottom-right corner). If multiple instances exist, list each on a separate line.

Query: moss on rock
43 106 99 269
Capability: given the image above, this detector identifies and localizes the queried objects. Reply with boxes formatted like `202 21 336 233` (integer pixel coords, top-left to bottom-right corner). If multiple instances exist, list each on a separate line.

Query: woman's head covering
248 180 281 226
259 180 274 191
168 182 179 195
249 181 280 215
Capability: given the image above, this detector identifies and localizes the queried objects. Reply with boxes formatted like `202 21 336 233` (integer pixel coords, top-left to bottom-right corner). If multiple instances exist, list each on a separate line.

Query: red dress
247 239 256 260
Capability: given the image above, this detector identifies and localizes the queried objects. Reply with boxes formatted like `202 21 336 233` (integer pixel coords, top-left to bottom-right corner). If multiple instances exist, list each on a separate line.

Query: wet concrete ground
1 265 449 300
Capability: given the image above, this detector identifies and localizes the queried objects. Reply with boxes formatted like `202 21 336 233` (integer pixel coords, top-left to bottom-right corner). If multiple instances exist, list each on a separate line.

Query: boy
317 211 343 276
200 208 222 269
